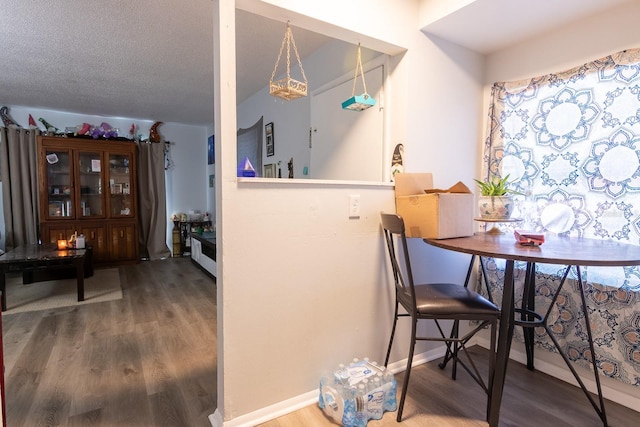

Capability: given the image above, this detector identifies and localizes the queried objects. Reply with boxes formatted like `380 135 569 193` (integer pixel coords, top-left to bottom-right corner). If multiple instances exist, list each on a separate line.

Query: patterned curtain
482 48 640 386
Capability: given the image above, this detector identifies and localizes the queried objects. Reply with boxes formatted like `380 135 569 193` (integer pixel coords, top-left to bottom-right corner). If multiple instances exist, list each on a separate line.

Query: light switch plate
349 194 360 218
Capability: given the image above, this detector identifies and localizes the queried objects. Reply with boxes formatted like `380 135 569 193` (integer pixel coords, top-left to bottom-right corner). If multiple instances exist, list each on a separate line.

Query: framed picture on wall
264 163 276 178
265 122 274 157
208 135 215 165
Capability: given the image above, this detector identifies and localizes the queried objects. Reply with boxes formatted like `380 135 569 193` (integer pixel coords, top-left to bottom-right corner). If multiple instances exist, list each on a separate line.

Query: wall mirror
235 9 388 182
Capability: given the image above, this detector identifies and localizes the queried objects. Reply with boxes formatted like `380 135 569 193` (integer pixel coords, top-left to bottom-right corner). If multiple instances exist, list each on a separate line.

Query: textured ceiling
1 1 632 128
0 1 331 126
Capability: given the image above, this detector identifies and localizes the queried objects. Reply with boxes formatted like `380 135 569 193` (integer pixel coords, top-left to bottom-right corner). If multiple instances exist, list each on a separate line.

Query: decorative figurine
237 156 256 177
149 121 163 143
77 122 91 135
90 122 118 139
129 123 137 140
0 106 20 128
39 117 59 133
288 157 294 178
390 143 404 182
91 126 102 139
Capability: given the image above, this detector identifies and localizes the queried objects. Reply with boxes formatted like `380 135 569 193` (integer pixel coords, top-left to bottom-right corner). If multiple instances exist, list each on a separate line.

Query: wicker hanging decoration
270 21 308 101
342 43 376 111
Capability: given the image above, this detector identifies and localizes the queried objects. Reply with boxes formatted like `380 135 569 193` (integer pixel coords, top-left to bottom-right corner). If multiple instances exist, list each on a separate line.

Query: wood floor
259 345 640 427
3 259 639 426
2 257 217 427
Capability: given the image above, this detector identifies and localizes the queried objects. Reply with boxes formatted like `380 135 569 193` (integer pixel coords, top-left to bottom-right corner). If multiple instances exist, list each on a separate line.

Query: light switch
349 194 361 218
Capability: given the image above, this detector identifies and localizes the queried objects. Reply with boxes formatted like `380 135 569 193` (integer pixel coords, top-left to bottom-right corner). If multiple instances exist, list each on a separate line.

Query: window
482 48 640 386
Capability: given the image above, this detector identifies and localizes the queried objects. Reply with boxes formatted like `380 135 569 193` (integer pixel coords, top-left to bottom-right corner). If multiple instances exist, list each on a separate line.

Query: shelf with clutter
171 211 213 257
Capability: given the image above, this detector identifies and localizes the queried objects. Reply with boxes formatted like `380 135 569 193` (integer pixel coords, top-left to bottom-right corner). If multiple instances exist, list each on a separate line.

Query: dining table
424 232 640 427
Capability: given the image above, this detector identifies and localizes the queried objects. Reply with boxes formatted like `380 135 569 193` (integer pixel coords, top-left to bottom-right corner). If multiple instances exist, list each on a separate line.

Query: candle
57 240 68 250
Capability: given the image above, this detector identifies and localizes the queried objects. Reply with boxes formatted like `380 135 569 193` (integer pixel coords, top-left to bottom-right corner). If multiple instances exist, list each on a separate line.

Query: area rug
3 268 123 314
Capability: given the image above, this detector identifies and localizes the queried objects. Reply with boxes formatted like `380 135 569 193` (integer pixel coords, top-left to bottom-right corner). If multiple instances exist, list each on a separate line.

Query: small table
0 244 86 312
425 233 640 427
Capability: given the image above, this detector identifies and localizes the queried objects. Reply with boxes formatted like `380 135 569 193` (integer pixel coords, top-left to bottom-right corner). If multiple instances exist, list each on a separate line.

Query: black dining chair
380 212 500 422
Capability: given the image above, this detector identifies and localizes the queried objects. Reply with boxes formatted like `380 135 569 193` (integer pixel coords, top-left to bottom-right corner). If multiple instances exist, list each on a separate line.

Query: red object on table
514 229 545 246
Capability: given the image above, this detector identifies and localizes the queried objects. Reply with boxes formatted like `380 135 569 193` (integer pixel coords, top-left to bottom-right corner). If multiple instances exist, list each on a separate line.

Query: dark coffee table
0 244 86 312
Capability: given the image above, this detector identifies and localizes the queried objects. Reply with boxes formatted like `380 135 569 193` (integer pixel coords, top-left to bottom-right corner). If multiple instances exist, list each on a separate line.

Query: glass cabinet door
77 151 104 218
44 149 73 219
108 152 133 217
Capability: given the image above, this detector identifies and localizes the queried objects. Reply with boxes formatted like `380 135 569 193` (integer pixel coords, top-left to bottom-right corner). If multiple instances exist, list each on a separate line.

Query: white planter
478 196 514 220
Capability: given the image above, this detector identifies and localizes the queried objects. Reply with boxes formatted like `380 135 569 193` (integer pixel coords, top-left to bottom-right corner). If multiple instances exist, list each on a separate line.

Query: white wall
214 0 484 425
237 86 310 179
237 39 385 180
0 106 209 251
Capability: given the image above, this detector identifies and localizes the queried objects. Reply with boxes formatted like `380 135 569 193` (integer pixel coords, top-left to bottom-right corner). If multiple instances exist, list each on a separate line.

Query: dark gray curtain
0 127 40 250
137 141 171 260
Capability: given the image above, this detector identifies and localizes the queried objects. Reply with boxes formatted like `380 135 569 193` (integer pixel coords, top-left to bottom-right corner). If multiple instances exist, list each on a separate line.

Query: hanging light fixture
269 21 308 101
342 43 376 111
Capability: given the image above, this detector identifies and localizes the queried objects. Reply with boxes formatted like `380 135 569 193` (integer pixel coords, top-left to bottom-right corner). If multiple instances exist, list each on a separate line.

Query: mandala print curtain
482 48 640 387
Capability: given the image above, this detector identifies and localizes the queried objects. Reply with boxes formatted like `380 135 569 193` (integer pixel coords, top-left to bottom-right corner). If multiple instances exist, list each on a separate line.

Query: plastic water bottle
319 358 398 426
383 370 398 413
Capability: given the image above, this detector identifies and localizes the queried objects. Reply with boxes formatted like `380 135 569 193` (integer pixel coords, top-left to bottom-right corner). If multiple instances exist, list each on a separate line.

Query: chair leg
397 316 417 422
451 320 459 380
486 319 498 422
522 262 536 370
385 301 400 367
438 319 459 372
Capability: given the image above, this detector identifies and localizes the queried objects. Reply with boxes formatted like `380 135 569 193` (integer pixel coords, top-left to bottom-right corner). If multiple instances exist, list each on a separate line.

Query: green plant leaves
474 174 522 196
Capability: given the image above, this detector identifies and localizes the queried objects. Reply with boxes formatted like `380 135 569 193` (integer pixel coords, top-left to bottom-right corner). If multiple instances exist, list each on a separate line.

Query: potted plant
474 174 522 219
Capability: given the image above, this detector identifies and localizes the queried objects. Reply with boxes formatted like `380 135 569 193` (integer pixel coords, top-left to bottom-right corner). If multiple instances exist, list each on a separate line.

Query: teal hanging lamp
342 43 376 111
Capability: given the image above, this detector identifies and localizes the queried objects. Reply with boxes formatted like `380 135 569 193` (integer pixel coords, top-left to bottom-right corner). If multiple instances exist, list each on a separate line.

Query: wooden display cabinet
38 136 139 265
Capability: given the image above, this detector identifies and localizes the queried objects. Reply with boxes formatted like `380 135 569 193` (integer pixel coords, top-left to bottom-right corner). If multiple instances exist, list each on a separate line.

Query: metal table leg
488 259 515 427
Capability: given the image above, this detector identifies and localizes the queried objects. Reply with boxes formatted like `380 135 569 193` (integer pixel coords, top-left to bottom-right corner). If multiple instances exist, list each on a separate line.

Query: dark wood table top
425 232 640 267
0 244 86 264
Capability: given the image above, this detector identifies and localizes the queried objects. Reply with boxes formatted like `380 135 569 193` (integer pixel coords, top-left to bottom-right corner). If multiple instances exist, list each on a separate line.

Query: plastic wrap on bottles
319 358 397 426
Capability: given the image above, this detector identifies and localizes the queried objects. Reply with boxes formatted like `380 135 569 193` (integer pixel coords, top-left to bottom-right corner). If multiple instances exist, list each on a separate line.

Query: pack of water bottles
318 358 397 427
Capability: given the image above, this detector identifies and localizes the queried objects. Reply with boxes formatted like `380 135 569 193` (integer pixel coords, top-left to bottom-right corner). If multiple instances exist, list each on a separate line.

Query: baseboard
208 390 317 427
209 409 223 427
208 346 448 427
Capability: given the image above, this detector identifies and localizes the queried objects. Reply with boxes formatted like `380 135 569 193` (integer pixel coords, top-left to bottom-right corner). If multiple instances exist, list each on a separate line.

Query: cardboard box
394 173 474 239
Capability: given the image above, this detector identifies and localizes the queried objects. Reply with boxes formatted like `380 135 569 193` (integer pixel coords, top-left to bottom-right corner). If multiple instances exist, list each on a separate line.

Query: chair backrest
380 212 417 313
